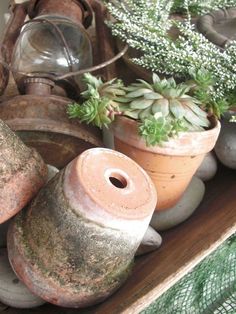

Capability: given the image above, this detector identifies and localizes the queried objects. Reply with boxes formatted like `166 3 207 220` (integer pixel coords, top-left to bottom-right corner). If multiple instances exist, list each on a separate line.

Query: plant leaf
126 88 153 98
169 99 185 119
151 98 169 117
130 98 153 109
184 110 210 128
144 92 163 100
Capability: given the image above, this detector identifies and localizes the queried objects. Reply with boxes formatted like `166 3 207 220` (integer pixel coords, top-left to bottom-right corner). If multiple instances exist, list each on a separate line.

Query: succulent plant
67 73 125 128
81 72 126 101
68 73 212 146
119 73 210 131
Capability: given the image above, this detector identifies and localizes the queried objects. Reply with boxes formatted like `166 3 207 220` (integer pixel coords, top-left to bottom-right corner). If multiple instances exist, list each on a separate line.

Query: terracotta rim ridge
63 148 157 223
112 116 221 156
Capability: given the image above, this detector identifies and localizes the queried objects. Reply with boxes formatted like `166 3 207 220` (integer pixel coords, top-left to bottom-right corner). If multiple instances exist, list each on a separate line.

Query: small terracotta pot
0 119 47 223
8 148 156 308
112 116 221 211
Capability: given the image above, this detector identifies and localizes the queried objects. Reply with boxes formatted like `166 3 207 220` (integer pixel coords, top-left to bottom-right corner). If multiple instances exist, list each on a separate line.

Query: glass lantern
11 15 93 96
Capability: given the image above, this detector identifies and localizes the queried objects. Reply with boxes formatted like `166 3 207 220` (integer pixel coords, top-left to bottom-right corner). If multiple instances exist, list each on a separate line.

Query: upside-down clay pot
0 119 47 223
8 148 157 308
112 116 221 211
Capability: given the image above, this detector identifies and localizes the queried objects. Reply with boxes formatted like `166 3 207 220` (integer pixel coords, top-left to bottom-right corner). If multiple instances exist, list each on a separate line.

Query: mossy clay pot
112 116 221 211
0 119 47 224
0 165 57 248
8 148 157 308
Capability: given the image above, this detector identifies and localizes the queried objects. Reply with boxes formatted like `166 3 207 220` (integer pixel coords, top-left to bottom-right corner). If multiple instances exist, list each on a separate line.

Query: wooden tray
4 165 236 314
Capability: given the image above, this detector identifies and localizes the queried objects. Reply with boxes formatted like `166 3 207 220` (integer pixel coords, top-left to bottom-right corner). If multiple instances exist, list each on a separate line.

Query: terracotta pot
112 116 221 211
8 148 157 308
0 119 47 223
0 94 102 168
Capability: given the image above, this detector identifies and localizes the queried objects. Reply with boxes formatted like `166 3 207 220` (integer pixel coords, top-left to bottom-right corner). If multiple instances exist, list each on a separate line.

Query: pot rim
112 116 221 156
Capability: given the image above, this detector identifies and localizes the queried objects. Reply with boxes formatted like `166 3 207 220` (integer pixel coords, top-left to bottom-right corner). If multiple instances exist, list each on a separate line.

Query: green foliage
171 0 236 15
67 97 114 128
139 115 187 146
104 0 236 111
68 73 212 146
119 73 210 131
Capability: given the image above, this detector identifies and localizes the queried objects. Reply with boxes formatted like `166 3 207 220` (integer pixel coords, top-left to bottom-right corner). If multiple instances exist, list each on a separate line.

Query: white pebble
46 164 59 183
0 249 45 308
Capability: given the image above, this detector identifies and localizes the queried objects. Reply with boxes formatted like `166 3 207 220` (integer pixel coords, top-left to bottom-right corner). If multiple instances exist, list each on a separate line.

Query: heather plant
172 0 236 15
104 0 236 111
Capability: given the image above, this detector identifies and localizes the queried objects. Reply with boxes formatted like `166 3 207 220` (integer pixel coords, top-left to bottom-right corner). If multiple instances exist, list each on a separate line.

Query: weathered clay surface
136 226 162 256
215 113 236 169
0 165 57 247
151 177 205 231
113 116 220 211
0 119 47 223
0 249 45 308
8 148 157 308
195 152 218 181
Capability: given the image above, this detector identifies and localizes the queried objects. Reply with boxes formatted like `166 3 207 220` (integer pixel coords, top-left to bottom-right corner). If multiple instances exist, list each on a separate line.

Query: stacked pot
0 119 157 308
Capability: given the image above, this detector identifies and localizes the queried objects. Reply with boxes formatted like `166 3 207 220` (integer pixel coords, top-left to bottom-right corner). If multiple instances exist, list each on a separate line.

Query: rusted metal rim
5 118 103 147
27 0 93 29
197 7 236 48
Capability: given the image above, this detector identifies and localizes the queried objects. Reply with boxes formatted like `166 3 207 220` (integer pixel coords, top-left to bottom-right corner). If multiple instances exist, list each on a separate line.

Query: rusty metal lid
197 7 236 48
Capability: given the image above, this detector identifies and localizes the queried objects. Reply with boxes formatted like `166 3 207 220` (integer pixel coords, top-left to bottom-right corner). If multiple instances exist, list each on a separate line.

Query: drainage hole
109 175 127 189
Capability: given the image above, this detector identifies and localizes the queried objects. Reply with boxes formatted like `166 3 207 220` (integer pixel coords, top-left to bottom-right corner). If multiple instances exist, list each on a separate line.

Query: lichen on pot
0 119 47 224
8 148 157 308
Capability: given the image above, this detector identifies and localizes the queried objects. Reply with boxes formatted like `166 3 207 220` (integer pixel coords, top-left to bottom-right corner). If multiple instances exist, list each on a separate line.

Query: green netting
141 234 236 314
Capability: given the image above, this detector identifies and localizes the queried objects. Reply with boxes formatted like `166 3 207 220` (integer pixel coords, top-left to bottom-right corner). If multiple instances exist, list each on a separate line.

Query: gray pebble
195 152 218 181
151 177 205 231
136 226 162 256
215 112 236 169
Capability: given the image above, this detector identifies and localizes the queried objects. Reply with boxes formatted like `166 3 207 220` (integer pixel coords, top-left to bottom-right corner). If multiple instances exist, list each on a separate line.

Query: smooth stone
0 220 11 248
136 226 162 256
0 249 45 309
195 152 218 181
151 176 205 231
46 165 59 183
215 112 236 169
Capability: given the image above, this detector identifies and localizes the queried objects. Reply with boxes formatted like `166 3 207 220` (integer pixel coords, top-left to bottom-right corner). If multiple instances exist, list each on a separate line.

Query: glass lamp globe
11 15 93 95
